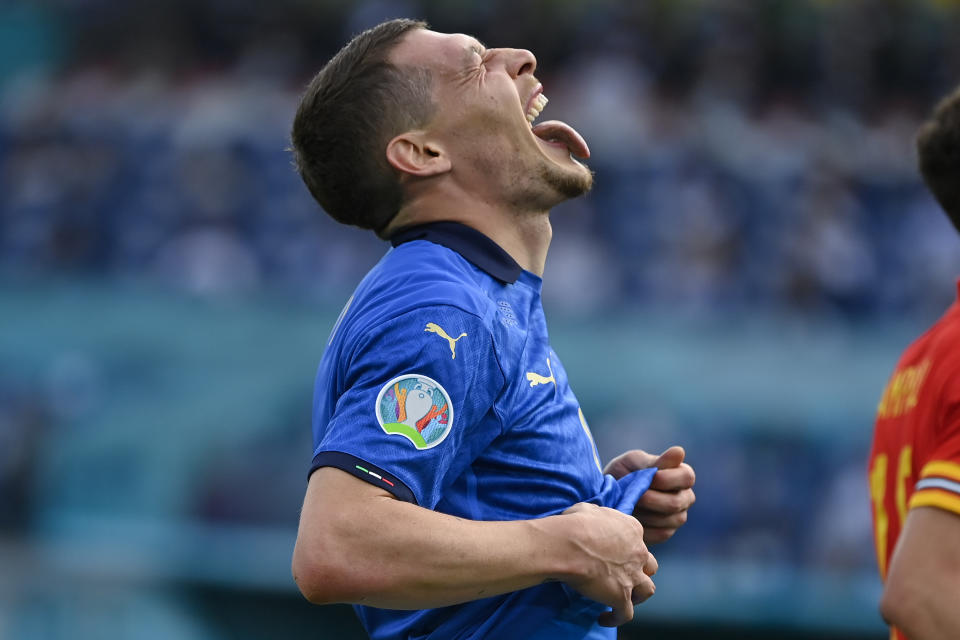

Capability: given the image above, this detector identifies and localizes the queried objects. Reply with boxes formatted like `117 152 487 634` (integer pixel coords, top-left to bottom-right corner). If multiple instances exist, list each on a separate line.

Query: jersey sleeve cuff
919 460 960 484
309 451 418 505
909 489 960 516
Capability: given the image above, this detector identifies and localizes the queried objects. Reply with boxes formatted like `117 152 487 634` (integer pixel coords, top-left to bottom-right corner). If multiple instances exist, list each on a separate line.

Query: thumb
653 446 685 469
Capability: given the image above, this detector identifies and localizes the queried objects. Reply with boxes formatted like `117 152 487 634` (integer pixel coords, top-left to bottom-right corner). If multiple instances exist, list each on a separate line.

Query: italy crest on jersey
376 374 453 450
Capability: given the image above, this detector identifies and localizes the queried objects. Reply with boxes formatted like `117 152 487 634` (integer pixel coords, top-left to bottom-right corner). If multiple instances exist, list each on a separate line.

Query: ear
386 131 451 177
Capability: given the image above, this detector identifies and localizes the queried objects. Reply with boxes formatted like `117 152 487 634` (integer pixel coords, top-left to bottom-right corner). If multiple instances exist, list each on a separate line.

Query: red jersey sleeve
909 362 960 516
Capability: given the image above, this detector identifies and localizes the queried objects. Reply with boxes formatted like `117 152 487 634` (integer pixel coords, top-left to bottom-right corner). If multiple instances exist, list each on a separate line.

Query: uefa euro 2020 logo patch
376 374 453 450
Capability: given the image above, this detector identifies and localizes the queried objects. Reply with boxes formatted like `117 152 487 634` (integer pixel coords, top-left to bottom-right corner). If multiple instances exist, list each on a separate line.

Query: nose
493 48 537 78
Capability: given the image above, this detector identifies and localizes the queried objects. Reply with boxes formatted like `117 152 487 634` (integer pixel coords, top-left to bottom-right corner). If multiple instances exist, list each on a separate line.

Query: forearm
881 507 960 640
882 579 960 640
292 467 576 609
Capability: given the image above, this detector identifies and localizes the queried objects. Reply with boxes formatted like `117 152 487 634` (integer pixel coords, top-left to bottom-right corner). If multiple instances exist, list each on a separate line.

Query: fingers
642 526 677 544
603 446 691 480
643 551 658 577
631 573 656 604
635 487 694 544
564 500 660 628
597 543 657 628
653 446 685 469
634 508 688 530
602 449 657 479
597 574 655 627
649 463 695 491
598 589 636 627
637 487 696 515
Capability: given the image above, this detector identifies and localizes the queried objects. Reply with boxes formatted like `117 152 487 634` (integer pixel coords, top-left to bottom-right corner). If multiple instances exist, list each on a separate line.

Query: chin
542 160 594 201
501 146 594 210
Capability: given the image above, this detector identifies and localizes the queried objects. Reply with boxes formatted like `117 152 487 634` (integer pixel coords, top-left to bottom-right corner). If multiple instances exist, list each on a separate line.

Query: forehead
389 28 480 72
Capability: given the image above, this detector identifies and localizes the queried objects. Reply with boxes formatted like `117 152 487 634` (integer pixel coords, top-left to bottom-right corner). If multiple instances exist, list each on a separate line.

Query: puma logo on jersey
425 323 467 359
526 358 556 388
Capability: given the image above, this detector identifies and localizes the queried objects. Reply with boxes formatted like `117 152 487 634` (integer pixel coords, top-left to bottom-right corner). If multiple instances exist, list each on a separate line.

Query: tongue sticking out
531 120 591 159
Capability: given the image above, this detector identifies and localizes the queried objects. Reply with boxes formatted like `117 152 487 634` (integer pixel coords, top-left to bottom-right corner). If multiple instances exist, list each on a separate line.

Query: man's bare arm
881 506 960 640
293 467 656 626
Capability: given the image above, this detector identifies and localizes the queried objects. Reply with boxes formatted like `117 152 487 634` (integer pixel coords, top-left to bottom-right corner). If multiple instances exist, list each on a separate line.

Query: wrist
528 513 587 584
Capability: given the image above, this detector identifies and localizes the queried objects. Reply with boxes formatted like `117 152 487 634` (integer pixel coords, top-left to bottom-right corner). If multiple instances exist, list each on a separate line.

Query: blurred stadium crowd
4 0 960 313
3 0 960 637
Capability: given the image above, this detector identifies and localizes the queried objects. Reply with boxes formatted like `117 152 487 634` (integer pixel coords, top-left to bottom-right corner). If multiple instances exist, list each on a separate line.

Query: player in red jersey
869 87 960 640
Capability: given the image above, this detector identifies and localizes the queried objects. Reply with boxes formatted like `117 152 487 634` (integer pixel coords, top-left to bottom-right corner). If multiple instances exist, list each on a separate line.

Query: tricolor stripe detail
310 451 416 503
356 465 396 487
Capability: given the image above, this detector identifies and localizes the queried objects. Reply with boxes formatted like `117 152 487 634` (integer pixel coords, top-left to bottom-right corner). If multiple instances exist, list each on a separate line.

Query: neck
388 189 554 276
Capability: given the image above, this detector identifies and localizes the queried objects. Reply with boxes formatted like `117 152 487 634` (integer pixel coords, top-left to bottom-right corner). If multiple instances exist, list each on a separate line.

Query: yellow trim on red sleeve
920 460 960 483
909 489 960 516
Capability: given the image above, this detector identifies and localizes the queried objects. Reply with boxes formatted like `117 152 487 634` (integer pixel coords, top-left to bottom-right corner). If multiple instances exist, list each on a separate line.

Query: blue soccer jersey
310 222 654 640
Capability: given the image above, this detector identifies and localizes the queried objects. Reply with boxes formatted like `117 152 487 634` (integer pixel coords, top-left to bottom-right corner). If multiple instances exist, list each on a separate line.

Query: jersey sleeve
910 364 960 516
311 305 505 509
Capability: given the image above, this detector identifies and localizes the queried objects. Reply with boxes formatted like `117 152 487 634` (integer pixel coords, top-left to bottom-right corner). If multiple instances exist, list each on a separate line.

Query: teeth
526 93 548 125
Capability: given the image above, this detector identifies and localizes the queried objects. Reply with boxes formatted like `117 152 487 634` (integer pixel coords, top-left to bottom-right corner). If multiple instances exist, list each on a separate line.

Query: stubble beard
540 157 593 201
469 129 595 213
505 155 594 213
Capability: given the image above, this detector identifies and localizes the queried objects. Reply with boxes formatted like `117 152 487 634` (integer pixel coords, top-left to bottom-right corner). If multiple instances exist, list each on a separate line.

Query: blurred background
2 0 960 638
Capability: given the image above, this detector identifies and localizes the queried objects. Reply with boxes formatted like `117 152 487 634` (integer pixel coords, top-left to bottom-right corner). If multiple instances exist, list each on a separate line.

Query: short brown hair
291 19 433 236
917 86 960 233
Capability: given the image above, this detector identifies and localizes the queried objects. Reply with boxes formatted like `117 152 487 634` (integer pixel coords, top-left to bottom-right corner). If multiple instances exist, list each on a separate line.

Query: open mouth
523 89 591 159
526 92 548 126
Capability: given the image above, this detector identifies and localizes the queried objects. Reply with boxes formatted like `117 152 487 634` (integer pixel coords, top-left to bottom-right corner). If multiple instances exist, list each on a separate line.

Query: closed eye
469 39 488 62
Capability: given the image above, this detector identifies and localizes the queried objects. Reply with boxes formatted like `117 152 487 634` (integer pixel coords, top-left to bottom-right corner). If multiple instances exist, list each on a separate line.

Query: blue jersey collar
389 221 523 284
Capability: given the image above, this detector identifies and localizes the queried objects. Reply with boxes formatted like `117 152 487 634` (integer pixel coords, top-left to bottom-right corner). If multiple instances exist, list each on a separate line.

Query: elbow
879 580 923 632
292 554 335 605
292 543 351 605
292 529 381 606
878 590 902 629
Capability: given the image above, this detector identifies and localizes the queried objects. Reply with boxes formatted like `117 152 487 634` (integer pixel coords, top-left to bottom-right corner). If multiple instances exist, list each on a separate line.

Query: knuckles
643 528 675 544
665 494 686 512
663 489 695 513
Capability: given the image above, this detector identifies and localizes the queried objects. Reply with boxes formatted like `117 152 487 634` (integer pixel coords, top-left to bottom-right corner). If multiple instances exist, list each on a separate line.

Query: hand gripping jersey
310 222 654 640
869 281 960 640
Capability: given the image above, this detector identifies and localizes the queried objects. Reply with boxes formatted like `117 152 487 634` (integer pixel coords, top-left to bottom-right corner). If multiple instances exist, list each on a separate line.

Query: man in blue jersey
290 19 696 640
